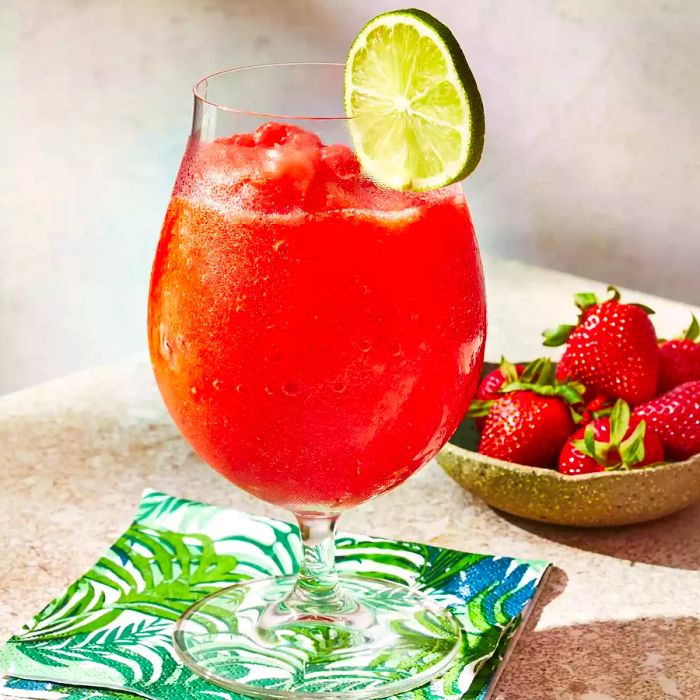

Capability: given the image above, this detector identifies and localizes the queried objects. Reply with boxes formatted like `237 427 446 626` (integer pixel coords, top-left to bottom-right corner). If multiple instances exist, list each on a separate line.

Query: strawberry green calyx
498 356 520 384
542 324 575 347
630 303 655 316
609 398 631 444
606 285 621 303
574 292 598 312
542 289 605 347
517 357 554 384
658 314 698 344
466 357 584 420
573 287 618 311
572 398 648 470
618 421 647 465
506 381 585 407
499 358 585 407
582 423 597 456
607 285 654 316
679 314 699 341
466 399 493 418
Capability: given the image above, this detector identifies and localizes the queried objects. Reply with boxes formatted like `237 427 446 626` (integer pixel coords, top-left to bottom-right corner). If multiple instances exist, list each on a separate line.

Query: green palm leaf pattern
15 622 173 686
17 524 246 642
1 677 141 698
462 614 524 700
0 491 548 700
137 490 194 523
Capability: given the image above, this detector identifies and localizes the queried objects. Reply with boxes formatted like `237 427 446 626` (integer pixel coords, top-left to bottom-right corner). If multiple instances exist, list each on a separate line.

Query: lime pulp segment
344 9 485 191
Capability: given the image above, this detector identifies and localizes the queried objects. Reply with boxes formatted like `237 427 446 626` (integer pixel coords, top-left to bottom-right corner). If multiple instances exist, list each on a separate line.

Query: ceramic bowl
437 364 700 527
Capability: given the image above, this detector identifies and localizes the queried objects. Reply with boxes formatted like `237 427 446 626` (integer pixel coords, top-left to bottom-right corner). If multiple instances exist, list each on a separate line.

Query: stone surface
1 258 699 699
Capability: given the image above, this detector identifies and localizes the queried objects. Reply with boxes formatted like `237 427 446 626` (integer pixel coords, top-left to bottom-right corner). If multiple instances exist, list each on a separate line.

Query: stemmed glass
148 63 486 699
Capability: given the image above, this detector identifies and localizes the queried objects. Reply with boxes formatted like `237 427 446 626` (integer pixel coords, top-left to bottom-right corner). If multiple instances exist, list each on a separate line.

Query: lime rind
345 9 485 191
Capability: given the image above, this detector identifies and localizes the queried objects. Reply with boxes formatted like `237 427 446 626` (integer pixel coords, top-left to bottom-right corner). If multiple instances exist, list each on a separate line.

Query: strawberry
558 399 664 475
658 315 700 393
479 393 575 468
633 380 700 461
579 394 615 425
543 287 659 406
470 358 584 469
475 358 525 402
471 358 525 429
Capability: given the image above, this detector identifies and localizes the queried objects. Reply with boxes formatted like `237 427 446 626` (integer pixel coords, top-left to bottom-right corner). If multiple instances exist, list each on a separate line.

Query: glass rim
193 62 350 121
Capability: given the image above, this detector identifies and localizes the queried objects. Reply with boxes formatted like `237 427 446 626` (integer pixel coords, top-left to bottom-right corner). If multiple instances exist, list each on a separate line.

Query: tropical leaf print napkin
0 491 549 700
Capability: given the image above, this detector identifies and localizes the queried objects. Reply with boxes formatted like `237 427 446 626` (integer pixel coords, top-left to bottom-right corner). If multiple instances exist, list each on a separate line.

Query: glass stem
288 514 344 613
258 513 374 632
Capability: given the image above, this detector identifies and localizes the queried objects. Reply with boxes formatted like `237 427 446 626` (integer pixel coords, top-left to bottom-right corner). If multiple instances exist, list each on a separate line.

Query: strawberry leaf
569 406 584 424
592 404 614 420
619 420 647 466
606 285 622 302
584 423 596 456
500 380 583 405
500 381 539 394
518 358 545 384
574 292 598 312
539 359 556 385
557 382 586 405
500 357 583 405
516 357 557 386
467 399 493 418
542 324 575 347
631 303 655 315
572 438 592 457
498 357 519 384
573 425 610 465
609 399 631 446
682 314 700 341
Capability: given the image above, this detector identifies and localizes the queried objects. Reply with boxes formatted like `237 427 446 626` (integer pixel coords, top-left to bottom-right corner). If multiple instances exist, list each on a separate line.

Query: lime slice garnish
344 9 485 191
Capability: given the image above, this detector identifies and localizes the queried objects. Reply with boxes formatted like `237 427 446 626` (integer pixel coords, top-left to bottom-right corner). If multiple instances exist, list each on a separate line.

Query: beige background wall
1 0 699 394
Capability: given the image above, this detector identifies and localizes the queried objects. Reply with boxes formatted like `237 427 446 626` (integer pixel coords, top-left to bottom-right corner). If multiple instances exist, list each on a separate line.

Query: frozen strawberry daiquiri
149 11 487 696
149 122 486 513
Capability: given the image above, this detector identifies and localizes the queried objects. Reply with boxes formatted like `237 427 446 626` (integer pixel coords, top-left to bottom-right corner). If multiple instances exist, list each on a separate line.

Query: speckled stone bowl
438 442 700 527
437 364 700 527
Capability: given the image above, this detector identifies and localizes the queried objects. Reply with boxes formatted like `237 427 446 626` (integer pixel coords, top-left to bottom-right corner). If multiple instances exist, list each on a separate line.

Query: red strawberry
559 399 664 475
658 315 700 393
480 392 575 468
471 358 525 428
543 287 659 406
579 394 615 425
473 358 584 468
633 380 700 461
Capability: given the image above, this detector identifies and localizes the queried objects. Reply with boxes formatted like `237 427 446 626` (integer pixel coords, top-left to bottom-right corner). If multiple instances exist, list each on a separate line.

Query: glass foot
174 574 462 699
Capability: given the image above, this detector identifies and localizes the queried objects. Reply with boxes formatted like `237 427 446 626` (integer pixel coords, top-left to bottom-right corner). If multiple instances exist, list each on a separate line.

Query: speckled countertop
1 258 699 699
